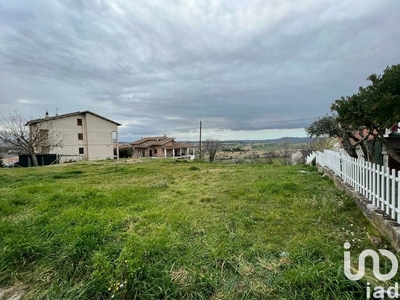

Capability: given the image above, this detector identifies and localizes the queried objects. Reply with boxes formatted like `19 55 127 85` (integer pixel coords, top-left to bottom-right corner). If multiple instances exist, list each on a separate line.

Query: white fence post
386 166 390 215
391 169 396 220
397 170 400 224
372 163 376 207
368 162 372 202
310 149 400 224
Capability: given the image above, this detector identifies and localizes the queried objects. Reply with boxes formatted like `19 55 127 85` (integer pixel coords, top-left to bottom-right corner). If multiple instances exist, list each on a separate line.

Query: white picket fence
308 150 400 224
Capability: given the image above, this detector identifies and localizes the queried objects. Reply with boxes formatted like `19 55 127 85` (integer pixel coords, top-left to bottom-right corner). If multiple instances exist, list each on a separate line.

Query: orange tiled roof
338 129 376 146
348 129 376 146
131 136 176 148
131 136 191 149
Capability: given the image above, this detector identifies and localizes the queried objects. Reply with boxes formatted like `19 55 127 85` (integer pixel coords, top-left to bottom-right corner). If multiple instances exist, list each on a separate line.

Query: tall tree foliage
331 64 400 163
305 115 371 159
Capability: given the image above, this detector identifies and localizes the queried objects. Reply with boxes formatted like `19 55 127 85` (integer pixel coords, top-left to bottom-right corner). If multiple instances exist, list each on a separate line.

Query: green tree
115 146 134 158
305 115 371 159
331 64 400 163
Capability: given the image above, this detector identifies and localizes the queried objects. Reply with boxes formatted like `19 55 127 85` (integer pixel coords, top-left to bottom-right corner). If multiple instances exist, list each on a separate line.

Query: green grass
0 159 398 299
250 143 309 154
250 143 283 152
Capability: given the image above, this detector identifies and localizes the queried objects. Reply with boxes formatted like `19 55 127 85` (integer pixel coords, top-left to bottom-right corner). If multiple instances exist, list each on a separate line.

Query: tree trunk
341 135 358 159
209 153 215 162
359 142 375 163
30 153 39 167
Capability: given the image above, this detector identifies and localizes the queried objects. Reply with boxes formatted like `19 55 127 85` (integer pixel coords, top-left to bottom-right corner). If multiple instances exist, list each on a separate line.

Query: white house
26 111 121 161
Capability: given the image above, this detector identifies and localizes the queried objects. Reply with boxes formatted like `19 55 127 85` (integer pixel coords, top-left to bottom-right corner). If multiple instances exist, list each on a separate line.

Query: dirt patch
0 285 26 300
170 267 190 286
122 158 149 164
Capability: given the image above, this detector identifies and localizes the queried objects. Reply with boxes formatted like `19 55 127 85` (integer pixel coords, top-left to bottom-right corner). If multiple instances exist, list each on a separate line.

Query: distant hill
179 137 312 145
120 137 312 145
219 137 312 144
254 137 311 144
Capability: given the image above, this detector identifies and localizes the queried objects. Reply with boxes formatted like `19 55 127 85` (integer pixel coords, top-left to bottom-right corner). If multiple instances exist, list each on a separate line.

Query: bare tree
261 151 274 164
0 112 64 166
299 137 335 156
313 137 336 152
204 138 222 162
277 138 292 165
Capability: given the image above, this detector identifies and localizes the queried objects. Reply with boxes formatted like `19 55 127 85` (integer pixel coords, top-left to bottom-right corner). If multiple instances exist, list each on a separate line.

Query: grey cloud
1 0 399 140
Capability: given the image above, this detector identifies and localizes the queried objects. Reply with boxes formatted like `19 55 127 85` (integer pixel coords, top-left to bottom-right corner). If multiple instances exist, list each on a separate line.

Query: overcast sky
1 0 399 141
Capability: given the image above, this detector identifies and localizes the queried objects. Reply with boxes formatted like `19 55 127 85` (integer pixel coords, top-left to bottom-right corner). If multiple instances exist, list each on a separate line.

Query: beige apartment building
26 111 121 161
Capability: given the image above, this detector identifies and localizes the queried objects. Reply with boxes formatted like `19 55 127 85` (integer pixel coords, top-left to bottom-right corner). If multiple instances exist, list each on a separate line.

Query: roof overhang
26 110 121 126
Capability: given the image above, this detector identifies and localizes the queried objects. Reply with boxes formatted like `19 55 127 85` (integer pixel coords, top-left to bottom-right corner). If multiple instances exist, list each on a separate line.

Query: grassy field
249 143 285 152
0 159 398 299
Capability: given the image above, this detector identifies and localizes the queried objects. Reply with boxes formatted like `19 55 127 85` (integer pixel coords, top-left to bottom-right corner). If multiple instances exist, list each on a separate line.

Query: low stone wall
318 165 400 251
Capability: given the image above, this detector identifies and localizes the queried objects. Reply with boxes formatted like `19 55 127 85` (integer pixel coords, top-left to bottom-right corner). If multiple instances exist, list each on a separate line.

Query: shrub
277 157 292 166
231 157 245 164
261 151 274 164
291 151 305 165
116 146 134 158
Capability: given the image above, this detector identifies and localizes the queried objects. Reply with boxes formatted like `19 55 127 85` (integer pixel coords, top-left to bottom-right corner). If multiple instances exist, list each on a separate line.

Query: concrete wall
85 113 117 160
41 116 86 159
144 146 164 158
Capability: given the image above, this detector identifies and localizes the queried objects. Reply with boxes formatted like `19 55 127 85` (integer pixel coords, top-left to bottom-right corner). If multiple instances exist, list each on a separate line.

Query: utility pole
199 121 202 160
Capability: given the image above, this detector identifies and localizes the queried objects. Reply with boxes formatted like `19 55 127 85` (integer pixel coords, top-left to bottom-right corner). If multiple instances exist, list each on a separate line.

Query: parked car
3 161 20 168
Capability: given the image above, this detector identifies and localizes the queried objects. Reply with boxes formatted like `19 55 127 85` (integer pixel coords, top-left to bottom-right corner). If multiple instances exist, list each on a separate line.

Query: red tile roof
131 136 191 149
348 129 376 146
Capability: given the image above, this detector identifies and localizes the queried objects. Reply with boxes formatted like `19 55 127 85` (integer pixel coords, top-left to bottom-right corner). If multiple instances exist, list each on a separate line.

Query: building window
154 149 157 154
38 129 49 154
79 147 84 154
77 118 82 126
39 129 49 144
78 133 83 140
